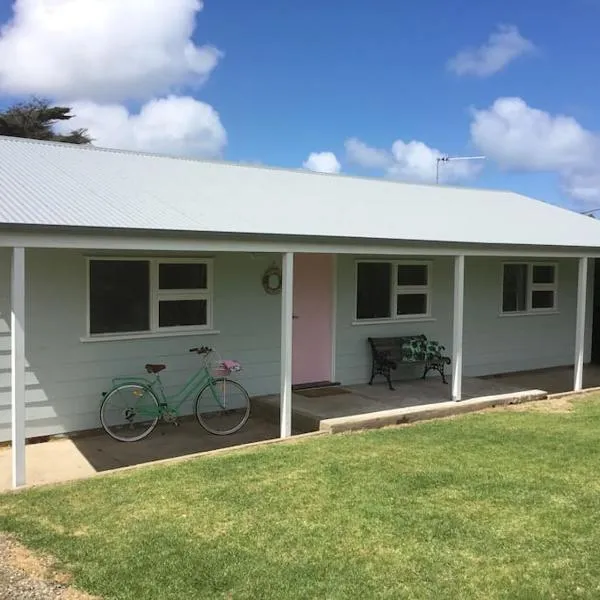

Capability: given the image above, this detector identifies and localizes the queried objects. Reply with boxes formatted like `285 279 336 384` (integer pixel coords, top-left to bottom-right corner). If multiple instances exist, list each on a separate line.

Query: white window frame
84 256 214 340
354 259 433 324
153 258 213 332
500 262 558 316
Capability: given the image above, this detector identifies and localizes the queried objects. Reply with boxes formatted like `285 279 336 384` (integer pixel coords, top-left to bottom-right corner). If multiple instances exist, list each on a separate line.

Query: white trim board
0 231 599 258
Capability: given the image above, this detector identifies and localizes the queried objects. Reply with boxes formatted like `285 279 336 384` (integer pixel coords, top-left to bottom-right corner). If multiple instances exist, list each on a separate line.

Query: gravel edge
0 534 95 600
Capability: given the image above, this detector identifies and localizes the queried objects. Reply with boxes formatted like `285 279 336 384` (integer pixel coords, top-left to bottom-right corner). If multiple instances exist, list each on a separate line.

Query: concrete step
251 396 320 433
319 390 548 433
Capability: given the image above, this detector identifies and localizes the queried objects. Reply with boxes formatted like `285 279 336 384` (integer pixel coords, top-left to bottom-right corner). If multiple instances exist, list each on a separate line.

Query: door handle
292 315 299 319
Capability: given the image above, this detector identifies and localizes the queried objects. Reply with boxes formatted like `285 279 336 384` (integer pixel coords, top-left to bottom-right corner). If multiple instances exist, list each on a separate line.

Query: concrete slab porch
0 416 280 492
253 374 529 431
479 363 600 395
3 365 599 492
253 365 600 432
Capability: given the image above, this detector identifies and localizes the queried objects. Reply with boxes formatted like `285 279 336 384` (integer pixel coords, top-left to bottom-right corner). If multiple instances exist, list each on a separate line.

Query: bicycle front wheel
100 384 160 442
195 378 250 435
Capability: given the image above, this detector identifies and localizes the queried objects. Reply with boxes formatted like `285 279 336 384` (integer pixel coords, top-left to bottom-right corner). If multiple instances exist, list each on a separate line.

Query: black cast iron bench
367 334 451 391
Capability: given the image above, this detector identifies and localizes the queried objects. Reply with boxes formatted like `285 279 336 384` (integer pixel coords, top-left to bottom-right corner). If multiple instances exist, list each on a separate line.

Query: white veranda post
11 247 26 488
452 255 465 401
280 252 294 438
574 257 589 392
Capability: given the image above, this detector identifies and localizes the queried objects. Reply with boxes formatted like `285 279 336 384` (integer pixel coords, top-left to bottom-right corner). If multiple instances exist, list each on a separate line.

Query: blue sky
0 0 599 210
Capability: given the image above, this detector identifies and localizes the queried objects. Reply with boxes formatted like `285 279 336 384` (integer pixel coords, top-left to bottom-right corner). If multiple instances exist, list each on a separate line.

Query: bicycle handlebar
189 346 213 354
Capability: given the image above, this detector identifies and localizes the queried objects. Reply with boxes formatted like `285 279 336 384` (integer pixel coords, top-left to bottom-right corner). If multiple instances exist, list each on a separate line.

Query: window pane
502 264 528 312
397 293 428 316
159 299 207 328
531 290 555 310
397 264 428 286
356 262 391 319
90 261 150 334
532 265 555 284
159 263 207 290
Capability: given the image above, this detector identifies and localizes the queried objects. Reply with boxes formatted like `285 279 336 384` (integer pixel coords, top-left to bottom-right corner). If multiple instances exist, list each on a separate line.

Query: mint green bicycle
100 346 250 442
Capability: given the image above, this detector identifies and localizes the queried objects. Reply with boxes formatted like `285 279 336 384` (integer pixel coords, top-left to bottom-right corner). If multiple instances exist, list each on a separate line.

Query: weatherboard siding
0 249 282 441
334 255 593 385
461 257 593 376
0 250 594 442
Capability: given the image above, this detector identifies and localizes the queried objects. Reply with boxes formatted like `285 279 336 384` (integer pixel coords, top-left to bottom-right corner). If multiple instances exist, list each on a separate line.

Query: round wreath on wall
262 263 282 295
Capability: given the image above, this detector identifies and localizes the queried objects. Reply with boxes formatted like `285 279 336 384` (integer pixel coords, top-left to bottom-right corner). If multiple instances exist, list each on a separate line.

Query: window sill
80 329 220 343
352 317 436 326
498 310 559 318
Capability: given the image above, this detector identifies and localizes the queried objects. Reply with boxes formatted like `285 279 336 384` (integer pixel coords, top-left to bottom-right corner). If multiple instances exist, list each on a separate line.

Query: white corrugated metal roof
1 135 599 249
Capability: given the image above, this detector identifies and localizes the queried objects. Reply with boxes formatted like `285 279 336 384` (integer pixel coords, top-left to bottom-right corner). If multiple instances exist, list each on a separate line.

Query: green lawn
2 398 600 599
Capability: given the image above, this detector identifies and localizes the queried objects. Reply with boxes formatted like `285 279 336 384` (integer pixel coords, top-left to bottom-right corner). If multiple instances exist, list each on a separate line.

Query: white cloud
471 97 597 171
565 172 600 203
345 137 392 169
303 152 341 174
0 0 221 101
345 138 481 184
389 140 481 183
56 96 226 157
471 97 600 203
447 25 535 77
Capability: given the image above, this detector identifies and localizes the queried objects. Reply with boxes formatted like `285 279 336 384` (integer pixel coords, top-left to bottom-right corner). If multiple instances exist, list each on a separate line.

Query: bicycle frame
109 358 226 418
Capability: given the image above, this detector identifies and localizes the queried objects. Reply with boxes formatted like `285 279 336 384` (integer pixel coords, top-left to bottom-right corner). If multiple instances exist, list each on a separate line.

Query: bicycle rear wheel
100 384 159 442
195 378 250 435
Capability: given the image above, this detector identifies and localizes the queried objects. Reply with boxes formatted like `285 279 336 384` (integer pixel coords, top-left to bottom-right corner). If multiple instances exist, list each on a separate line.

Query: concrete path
0 417 279 491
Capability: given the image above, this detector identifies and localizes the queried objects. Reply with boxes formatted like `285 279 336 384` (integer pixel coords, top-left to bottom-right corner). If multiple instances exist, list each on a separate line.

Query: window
89 260 150 334
157 262 210 329
88 258 212 336
396 263 429 317
531 265 557 310
356 261 431 321
356 262 391 319
502 263 557 314
502 264 527 313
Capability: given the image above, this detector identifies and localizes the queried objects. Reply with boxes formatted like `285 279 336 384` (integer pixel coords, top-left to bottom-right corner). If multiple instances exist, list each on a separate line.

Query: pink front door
292 254 334 385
